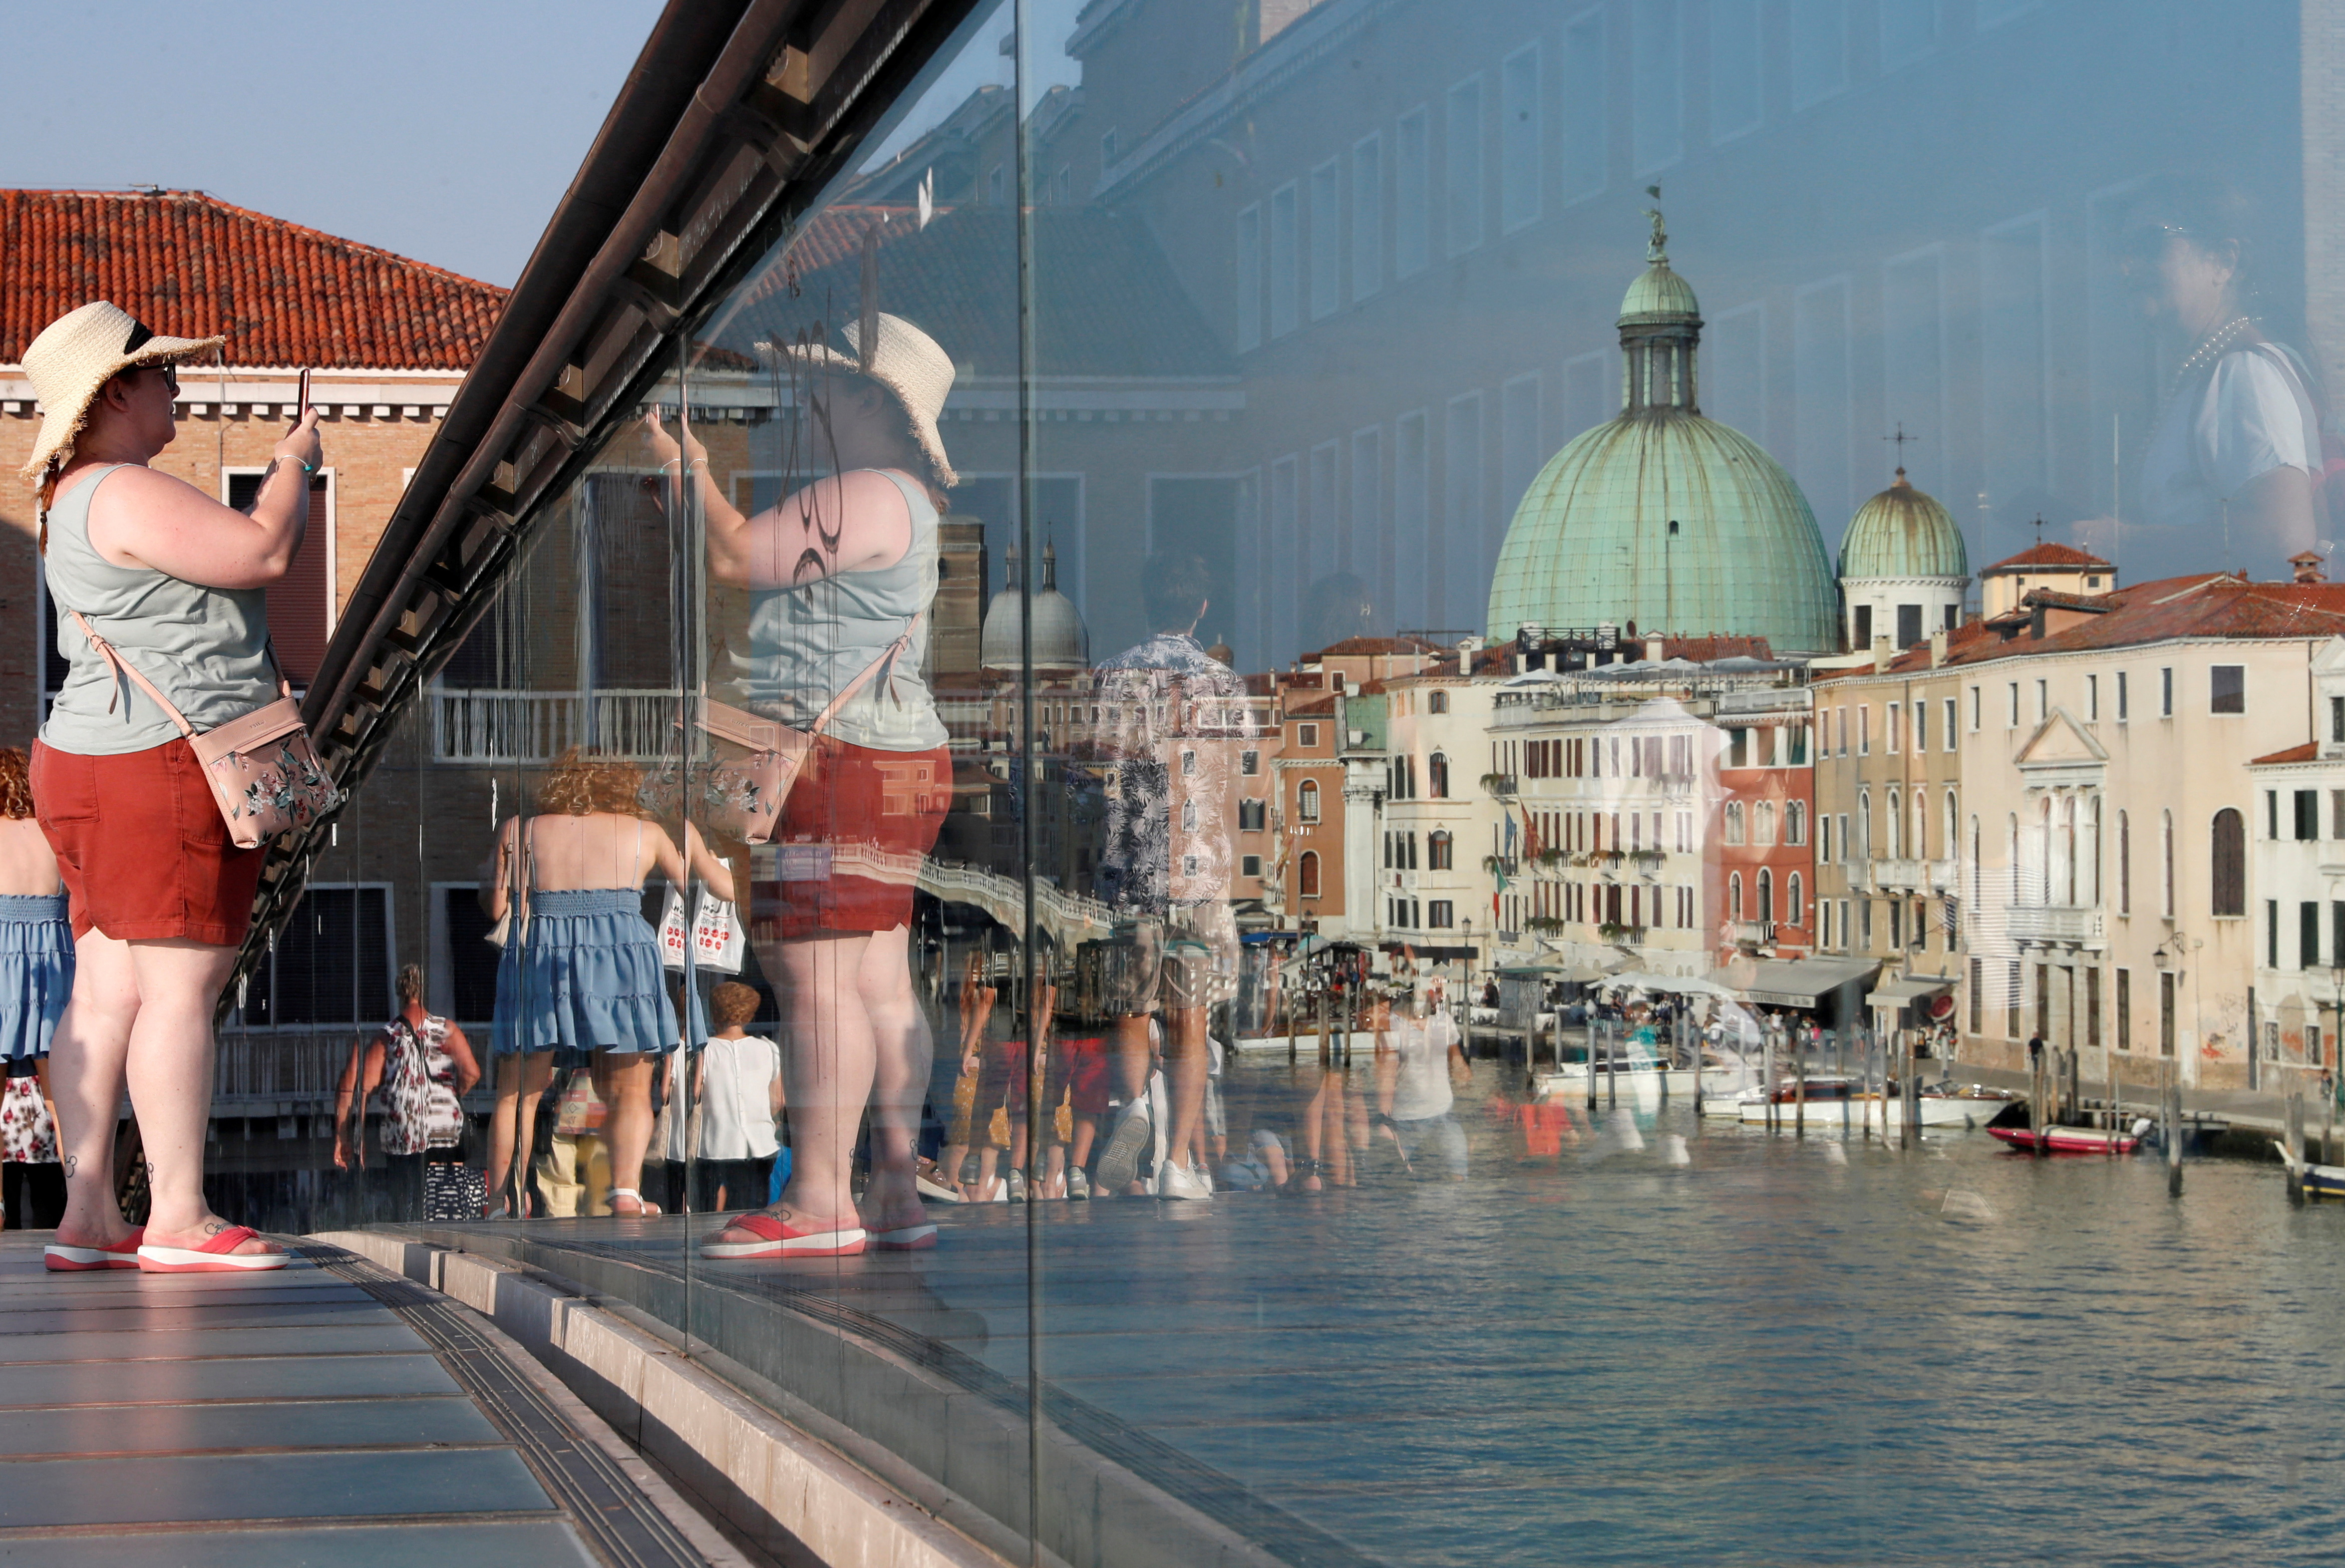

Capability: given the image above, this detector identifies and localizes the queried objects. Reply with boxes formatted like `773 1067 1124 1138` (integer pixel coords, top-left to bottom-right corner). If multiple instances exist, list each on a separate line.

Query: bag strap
807 611 925 737
65 610 198 738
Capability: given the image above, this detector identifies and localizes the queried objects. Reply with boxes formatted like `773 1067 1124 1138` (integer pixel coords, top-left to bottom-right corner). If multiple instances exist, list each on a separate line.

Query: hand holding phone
292 368 311 425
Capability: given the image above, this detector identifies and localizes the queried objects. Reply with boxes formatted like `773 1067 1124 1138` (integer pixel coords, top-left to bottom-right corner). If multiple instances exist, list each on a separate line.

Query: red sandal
43 1229 143 1271
137 1227 288 1273
699 1212 865 1259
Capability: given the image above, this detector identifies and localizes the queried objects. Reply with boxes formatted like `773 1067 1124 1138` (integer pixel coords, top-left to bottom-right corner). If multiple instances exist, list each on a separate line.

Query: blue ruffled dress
0 893 72 1060
492 888 702 1056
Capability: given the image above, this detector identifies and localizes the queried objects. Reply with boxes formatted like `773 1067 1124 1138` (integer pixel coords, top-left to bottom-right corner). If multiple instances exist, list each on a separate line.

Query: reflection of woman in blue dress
0 750 71 1236
485 749 731 1218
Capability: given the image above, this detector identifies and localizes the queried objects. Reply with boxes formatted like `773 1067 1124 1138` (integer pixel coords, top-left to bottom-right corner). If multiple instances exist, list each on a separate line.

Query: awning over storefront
1866 974 1959 1011
1598 971 1738 997
1711 957 1882 1007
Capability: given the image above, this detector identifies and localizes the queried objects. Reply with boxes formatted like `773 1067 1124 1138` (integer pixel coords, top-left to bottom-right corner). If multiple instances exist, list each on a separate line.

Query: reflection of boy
1089 554 1248 1200
1371 992 1471 1182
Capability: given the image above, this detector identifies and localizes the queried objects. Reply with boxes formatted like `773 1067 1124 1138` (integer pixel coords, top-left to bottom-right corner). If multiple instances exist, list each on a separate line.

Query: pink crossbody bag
695 613 922 845
66 610 341 849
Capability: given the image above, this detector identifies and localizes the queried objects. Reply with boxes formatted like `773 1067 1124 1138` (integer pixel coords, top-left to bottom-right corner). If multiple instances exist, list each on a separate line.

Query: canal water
1011 1057 2345 1567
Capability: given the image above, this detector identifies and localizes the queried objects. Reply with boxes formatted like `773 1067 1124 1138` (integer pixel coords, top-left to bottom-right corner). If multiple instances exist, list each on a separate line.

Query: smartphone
293 368 311 423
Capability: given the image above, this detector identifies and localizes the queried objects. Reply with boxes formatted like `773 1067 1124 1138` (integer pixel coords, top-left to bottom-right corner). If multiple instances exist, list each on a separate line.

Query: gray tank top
39 465 278 757
726 468 947 753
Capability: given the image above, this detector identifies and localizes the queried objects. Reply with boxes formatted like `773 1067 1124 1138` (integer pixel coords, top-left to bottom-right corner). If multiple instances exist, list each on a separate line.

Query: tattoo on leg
142 1161 156 1185
62 1153 75 1179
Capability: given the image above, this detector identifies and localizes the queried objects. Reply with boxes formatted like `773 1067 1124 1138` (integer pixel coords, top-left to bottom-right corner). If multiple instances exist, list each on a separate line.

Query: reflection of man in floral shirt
1087 554 1250 1200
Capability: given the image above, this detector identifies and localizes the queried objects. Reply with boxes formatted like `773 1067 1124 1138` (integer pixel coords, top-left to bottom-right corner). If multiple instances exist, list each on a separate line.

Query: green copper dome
1487 223 1840 655
1837 470 1969 581
1619 261 1700 323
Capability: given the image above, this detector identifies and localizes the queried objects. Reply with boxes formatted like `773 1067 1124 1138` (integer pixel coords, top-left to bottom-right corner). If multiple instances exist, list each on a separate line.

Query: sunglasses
149 363 180 394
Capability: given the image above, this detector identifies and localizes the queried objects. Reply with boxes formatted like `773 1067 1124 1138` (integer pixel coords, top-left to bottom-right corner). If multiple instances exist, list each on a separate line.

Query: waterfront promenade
0 1232 738 1566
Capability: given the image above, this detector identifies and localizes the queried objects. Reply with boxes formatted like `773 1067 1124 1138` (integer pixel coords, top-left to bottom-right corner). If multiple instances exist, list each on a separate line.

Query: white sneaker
1157 1160 1214 1201
1094 1097 1153 1193
1067 1168 1091 1201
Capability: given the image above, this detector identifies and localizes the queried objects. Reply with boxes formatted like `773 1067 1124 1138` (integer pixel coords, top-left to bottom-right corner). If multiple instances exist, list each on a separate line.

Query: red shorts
750 735 951 942
31 739 265 945
1051 1036 1111 1118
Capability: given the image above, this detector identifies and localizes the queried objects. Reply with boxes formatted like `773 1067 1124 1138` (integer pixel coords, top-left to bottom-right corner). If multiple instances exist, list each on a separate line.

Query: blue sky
7 1 667 287
7 0 1086 289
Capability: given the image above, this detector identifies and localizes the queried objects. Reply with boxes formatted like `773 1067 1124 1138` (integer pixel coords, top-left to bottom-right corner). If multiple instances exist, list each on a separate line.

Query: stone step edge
310 1230 1011 1568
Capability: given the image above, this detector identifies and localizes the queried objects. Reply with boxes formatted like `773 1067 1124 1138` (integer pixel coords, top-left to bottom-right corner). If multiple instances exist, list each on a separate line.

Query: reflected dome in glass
980 539 1090 671
1839 469 1969 582
1488 228 1839 657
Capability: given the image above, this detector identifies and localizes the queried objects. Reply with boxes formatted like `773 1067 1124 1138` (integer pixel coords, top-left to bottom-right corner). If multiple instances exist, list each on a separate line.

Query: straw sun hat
775 312 957 490
17 301 223 483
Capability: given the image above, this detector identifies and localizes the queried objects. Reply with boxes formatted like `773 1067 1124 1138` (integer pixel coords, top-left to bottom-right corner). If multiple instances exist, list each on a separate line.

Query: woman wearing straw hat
649 312 956 1259
20 301 323 1272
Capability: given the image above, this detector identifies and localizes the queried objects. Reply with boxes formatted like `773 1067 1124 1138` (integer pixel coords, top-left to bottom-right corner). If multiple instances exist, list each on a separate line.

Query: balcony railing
1858 857 1957 894
2007 905 2105 946
433 687 685 764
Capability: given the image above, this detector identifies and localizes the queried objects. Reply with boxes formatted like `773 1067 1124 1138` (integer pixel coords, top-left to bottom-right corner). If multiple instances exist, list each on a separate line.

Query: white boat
1704 1077 2019 1130
1525 1062 1750 1107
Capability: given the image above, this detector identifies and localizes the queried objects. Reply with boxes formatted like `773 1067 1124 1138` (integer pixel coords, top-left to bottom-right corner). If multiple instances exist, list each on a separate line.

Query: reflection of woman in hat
21 301 323 1272
649 312 954 1259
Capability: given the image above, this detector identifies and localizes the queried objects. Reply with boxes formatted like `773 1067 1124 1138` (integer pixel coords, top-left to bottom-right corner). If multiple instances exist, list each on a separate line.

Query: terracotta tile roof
1813 617 1994 683
1286 693 1337 716
1942 578 2345 666
0 189 503 369
1981 541 2113 574
2252 742 2320 765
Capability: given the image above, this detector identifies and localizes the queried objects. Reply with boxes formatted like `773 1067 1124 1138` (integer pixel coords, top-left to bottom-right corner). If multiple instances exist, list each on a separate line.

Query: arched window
1787 872 1804 925
1729 872 1744 922
1724 802 1746 845
1758 868 1775 922
1944 791 1959 867
1428 830 1453 870
1859 791 1874 857
1298 851 1322 898
2118 809 2131 915
2007 813 2020 901
1970 816 1982 903
1886 788 1902 858
2211 807 2246 917
1428 752 1450 798
1912 788 1928 860
1298 780 1321 822
1785 800 1807 846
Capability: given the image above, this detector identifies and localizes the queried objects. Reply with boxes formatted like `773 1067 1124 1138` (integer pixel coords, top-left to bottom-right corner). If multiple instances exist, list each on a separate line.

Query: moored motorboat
1712 1077 2018 1129
2271 1140 2345 1198
1989 1118 2150 1155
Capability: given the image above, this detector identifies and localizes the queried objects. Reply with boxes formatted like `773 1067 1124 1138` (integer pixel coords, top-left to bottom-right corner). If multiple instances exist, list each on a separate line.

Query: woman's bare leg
488 1051 553 1213
603 1053 656 1205
125 939 273 1255
766 933 876 1231
858 926 933 1225
48 929 137 1247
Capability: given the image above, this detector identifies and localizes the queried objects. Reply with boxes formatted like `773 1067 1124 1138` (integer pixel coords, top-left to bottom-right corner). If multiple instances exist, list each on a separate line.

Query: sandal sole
700 1227 867 1259
136 1246 289 1272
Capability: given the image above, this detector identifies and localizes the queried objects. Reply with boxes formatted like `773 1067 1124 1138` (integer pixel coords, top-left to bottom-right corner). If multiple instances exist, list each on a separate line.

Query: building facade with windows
1811 627 1975 1016
1941 577 2345 1086
2245 636 2345 1088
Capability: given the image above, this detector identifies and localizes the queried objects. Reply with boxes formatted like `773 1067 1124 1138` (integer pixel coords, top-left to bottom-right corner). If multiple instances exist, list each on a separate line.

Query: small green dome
1488 414 1841 655
1838 470 1968 580
1619 261 1700 323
